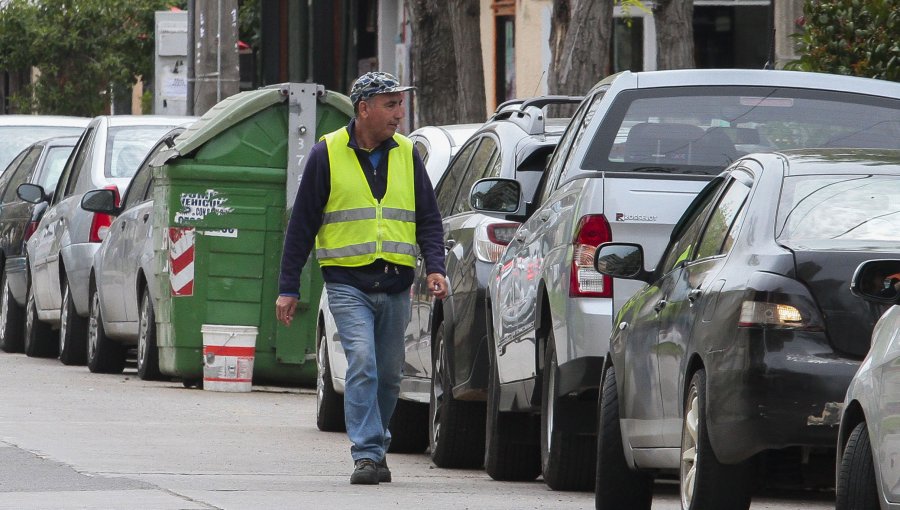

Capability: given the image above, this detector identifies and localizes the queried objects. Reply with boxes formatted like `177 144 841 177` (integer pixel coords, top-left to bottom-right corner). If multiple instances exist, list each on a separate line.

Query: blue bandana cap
350 72 415 106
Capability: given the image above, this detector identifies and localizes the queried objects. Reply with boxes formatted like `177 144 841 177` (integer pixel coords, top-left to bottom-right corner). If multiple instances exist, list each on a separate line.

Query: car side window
58 127 96 203
658 186 721 275
559 91 606 183
2 146 41 203
123 161 153 211
453 137 498 215
538 98 592 204
435 139 478 217
695 178 751 260
413 139 430 165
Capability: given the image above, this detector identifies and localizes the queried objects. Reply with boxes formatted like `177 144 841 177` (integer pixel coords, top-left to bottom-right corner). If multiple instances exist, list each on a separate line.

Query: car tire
136 288 162 381
23 279 56 358
541 335 595 490
387 398 428 453
594 364 652 510
429 321 486 468
0 272 24 353
680 369 753 510
86 286 126 374
58 280 88 365
316 328 345 432
836 422 878 510
484 342 540 481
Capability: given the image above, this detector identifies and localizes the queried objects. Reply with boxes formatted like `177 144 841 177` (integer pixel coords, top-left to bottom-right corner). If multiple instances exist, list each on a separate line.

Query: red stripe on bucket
203 346 255 357
204 377 253 383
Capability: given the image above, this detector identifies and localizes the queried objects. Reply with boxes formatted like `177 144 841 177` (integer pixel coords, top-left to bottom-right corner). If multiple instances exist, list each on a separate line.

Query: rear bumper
706 328 860 464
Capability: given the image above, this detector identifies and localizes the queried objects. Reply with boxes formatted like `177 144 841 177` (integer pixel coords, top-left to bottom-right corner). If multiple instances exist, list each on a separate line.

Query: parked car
836 259 900 510
316 120 512 452
592 149 900 510
0 115 88 172
19 115 196 362
79 128 184 377
0 136 78 352
481 69 900 490
408 123 481 185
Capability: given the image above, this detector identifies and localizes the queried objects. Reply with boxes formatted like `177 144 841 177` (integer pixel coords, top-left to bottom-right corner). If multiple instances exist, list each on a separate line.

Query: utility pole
192 0 240 115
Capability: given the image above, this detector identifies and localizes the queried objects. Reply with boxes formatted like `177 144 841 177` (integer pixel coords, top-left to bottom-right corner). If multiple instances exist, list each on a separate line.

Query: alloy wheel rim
545 355 556 459
681 390 700 509
138 293 150 369
25 288 34 341
87 292 100 361
0 278 9 337
316 335 326 411
59 286 69 354
431 329 445 447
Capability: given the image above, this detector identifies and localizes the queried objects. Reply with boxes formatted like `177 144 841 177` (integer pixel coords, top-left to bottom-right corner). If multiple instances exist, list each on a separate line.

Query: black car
0 136 78 353
418 96 581 468
592 149 900 510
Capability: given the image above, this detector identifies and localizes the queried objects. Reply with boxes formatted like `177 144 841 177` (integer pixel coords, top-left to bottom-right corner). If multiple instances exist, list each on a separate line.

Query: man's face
359 92 405 143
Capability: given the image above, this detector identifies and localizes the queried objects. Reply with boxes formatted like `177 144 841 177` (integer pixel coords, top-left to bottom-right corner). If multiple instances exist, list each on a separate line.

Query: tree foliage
791 0 898 81
0 0 183 115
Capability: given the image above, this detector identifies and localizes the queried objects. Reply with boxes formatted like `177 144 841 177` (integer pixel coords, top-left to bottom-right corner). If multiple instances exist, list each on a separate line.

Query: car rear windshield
0 126 84 172
776 174 900 246
582 86 900 176
105 126 174 178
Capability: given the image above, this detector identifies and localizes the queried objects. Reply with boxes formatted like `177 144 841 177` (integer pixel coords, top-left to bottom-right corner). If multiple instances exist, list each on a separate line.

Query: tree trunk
548 0 613 97
448 0 486 123
655 0 695 70
407 0 459 126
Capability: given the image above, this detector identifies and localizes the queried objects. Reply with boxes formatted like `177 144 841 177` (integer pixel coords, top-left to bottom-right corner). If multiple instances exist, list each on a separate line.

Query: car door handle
539 210 551 222
120 221 126 230
444 239 456 250
515 228 528 242
654 299 667 313
688 288 702 303
142 213 150 223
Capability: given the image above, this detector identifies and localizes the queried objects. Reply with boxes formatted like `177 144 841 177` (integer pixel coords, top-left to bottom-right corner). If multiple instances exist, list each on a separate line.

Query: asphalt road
0 352 836 509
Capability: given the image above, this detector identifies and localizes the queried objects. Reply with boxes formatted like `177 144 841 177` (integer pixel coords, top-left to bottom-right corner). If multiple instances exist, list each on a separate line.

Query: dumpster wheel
182 378 202 389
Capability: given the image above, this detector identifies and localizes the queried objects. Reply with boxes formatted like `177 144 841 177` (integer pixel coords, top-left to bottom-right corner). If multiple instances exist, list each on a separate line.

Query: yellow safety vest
315 128 417 268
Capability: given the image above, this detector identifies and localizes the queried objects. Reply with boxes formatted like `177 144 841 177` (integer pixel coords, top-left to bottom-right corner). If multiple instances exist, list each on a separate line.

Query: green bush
791 0 898 81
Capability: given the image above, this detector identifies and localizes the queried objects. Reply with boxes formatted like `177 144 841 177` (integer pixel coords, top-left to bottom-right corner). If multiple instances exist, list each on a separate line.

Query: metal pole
187 0 195 115
217 0 222 102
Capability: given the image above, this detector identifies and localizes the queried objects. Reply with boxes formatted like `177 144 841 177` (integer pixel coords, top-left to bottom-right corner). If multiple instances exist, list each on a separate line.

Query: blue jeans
325 283 411 462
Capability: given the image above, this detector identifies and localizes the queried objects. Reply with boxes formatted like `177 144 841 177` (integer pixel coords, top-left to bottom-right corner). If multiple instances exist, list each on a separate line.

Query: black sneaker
377 458 391 483
350 458 379 485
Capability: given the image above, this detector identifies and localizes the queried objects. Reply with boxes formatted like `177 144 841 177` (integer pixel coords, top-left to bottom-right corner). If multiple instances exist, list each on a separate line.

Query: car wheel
136 288 162 381
23 279 56 358
58 280 88 365
0 272 24 353
386 398 428 453
316 328 345 432
541 334 594 490
836 422 878 510
429 321 485 468
680 369 752 510
484 344 540 481
86 286 126 374
595 364 652 510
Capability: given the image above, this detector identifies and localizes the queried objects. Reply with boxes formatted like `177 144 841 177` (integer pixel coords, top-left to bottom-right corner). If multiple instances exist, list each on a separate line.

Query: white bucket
201 324 258 392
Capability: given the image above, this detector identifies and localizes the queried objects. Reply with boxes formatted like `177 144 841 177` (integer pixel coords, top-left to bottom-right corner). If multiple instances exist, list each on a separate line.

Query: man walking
275 72 447 485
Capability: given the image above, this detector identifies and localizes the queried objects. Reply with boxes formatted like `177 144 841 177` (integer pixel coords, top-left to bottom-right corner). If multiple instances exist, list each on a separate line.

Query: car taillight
738 301 816 330
474 221 520 263
89 185 120 243
570 214 612 297
24 221 39 241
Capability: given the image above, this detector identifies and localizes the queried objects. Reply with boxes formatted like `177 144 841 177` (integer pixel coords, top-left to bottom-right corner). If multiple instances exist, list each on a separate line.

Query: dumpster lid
171 86 290 158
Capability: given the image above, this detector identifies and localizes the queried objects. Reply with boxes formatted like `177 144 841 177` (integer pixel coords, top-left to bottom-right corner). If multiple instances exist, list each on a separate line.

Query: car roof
101 115 198 128
775 148 900 176
0 115 89 128
410 124 481 148
594 69 900 96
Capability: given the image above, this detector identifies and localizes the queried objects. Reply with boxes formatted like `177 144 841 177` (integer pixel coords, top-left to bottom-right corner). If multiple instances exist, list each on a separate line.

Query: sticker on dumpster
169 227 195 297
174 190 233 224
201 228 238 238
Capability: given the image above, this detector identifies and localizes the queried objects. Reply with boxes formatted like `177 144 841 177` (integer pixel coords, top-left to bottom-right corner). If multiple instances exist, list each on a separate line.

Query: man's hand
427 273 448 299
276 295 299 326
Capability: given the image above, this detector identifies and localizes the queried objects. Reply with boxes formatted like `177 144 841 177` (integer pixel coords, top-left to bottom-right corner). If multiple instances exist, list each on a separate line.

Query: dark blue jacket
278 120 446 297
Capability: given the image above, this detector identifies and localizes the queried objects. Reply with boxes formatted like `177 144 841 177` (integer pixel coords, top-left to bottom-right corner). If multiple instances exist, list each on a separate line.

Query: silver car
79 128 184 377
837 259 900 510
0 115 88 172
20 115 196 364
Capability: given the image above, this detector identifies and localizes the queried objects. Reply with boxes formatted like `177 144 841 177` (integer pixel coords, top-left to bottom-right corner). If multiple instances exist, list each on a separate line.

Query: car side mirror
850 259 900 304
594 242 651 282
17 183 48 204
80 189 119 215
469 178 525 219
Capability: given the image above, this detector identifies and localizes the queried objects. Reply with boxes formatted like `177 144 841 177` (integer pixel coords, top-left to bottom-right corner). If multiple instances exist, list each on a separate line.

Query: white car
20 115 196 364
837 259 900 510
314 123 479 449
0 115 88 171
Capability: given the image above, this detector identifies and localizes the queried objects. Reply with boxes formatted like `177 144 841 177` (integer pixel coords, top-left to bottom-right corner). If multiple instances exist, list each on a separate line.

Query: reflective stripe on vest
315 128 417 268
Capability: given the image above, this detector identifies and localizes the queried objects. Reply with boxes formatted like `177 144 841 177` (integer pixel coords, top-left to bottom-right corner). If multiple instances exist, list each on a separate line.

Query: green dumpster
152 84 353 386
